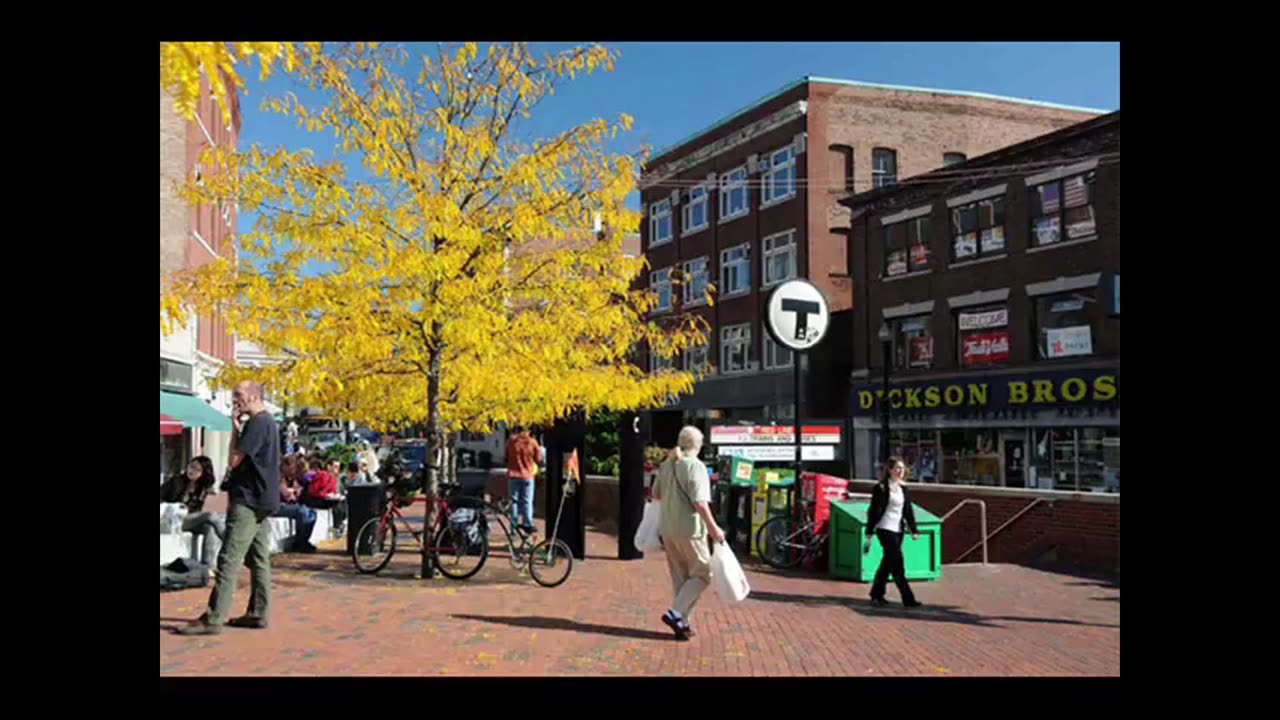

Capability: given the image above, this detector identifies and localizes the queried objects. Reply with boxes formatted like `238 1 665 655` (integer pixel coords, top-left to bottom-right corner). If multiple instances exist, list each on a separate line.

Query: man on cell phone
178 380 281 636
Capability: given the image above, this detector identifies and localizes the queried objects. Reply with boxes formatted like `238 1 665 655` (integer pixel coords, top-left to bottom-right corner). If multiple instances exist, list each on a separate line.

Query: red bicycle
351 482 488 579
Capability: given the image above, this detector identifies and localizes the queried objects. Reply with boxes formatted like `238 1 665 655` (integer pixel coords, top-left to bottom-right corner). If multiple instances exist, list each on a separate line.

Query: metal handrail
953 497 1045 564
941 499 988 566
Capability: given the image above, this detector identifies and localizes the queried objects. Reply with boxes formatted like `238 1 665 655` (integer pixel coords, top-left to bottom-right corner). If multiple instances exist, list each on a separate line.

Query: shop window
951 195 1006 262
884 216 931 277
957 305 1010 368
891 315 934 370
941 430 1001 486
1078 427 1120 493
888 430 940 484
1031 428 1081 491
1031 171 1096 247
1035 291 1096 360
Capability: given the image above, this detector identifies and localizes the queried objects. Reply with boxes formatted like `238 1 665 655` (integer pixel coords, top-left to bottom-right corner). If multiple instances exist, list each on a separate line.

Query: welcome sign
851 369 1119 416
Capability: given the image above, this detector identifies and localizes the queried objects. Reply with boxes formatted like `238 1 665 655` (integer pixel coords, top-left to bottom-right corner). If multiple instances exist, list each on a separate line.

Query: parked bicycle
351 481 489 579
754 494 850 570
479 493 573 588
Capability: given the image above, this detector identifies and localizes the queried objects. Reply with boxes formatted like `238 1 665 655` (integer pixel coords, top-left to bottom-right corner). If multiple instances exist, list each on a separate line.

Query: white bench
159 509 334 565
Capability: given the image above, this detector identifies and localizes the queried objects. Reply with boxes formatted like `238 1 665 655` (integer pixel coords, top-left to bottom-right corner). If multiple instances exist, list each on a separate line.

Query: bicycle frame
374 492 457 554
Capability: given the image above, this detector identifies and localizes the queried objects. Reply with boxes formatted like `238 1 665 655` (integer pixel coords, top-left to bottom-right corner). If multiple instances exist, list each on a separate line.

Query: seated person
160 456 226 566
272 455 318 553
303 458 346 537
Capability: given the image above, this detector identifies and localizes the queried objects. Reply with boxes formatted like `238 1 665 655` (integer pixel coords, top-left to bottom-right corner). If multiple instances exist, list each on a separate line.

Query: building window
890 315 934 370
1031 171 1096 247
719 166 749 222
720 324 753 374
649 199 672 246
941 430 1001 486
872 148 897 188
1035 291 1096 360
884 216 931 277
763 333 794 369
720 243 751 297
762 230 797 288
957 305 1010 368
951 195 1006 262
650 350 675 374
761 146 797 206
943 152 967 167
1030 427 1118 493
682 185 709 236
682 257 710 307
685 332 711 374
650 268 672 313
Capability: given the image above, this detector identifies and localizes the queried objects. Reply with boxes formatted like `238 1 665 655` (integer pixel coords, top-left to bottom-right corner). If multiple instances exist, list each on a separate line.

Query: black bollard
544 413 587 560
617 411 647 560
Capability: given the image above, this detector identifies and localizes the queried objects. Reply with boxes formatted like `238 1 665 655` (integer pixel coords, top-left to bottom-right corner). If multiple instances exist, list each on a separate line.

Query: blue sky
237 41 1119 241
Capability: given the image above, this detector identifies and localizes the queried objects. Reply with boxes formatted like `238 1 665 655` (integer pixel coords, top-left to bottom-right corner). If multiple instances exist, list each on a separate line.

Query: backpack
160 558 209 592
448 508 487 547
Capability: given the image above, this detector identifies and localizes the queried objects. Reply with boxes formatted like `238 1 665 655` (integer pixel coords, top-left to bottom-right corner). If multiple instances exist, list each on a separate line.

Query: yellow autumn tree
160 41 708 573
160 41 300 125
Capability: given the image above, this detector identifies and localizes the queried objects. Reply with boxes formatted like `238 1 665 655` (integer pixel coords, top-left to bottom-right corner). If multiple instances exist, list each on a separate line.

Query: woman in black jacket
864 457 922 608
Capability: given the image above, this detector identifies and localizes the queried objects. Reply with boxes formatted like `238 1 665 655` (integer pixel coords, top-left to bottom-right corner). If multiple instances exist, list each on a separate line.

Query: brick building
159 73 241 479
637 77 1104 445
834 111 1120 575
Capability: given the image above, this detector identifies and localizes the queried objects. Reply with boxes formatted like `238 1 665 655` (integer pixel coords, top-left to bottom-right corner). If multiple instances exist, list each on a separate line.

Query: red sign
710 424 842 445
909 336 933 368
962 330 1010 367
910 243 929 267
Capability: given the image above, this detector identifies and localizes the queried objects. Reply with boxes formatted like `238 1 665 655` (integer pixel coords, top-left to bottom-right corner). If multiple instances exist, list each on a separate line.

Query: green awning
159 390 232 432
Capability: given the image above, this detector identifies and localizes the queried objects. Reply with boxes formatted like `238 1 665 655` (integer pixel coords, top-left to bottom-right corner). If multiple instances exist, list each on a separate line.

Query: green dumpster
827 499 942 582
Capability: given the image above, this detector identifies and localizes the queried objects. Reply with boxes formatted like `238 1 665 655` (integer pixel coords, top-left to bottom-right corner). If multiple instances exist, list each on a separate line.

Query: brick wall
848 480 1120 576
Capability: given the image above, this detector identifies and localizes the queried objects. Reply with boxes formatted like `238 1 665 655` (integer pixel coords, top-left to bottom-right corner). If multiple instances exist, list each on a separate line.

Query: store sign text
852 370 1118 416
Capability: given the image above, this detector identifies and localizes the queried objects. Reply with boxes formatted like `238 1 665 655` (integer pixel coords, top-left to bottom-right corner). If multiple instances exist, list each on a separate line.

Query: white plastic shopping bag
711 541 750 602
634 501 663 553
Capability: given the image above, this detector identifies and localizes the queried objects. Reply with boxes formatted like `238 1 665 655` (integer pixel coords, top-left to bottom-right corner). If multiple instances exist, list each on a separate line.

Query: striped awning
160 413 183 436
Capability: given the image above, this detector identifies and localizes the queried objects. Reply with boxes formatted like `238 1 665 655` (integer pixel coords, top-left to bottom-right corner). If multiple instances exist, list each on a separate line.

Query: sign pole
793 350 803 489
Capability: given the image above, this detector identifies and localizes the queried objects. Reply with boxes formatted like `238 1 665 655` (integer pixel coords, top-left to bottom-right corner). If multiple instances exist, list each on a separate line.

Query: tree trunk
422 321 444 579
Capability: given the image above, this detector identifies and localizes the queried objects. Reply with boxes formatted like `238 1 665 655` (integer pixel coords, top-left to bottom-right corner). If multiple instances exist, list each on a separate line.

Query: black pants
871 529 917 604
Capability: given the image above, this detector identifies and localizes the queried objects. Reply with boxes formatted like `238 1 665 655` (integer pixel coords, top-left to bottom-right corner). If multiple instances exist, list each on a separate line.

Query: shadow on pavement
1091 596 1120 603
746 590 1119 630
451 613 676 642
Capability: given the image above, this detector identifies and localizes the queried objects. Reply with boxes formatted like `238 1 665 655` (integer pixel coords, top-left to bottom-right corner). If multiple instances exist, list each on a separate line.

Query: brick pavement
159 526 1119 676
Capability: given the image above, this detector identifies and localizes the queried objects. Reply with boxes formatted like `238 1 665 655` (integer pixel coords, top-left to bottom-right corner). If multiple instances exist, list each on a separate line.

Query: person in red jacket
305 458 340 500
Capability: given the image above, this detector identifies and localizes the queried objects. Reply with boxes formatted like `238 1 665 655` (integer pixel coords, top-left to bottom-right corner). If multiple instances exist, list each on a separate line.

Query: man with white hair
654 425 725 641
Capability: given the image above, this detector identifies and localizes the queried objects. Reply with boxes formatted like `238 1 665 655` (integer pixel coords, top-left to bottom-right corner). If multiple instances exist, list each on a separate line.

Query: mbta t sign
765 279 832 480
765 279 830 352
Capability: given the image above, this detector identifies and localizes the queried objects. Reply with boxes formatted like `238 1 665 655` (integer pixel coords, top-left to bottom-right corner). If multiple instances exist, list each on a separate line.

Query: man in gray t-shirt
654 426 725 641
179 380 281 636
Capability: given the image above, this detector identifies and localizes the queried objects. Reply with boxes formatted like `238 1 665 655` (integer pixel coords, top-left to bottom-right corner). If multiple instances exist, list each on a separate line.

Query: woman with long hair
864 456 922 609
160 456 226 566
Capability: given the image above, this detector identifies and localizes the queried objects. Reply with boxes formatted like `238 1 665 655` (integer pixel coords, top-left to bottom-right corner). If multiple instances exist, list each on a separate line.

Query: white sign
765 279 830 353
717 445 836 462
1047 325 1093 358
958 307 1008 331
709 424 843 446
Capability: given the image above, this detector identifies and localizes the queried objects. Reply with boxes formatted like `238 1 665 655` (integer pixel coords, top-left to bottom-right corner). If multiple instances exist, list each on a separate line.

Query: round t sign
765 279 830 353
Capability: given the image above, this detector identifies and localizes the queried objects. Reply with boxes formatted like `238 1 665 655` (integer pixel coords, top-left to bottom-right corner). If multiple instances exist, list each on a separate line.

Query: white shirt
876 482 906 532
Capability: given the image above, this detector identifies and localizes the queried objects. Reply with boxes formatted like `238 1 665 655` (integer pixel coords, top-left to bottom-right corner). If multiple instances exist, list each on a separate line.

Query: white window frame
682 257 710 307
720 323 753 375
872 148 897 189
719 166 749 223
720 243 752 298
763 333 794 370
650 268 673 314
649 199 673 247
682 184 710 236
762 229 798 288
685 339 710 374
650 351 675 374
761 146 797 208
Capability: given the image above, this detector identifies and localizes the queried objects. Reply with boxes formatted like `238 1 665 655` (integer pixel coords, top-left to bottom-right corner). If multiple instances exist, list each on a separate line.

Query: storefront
850 368 1119 493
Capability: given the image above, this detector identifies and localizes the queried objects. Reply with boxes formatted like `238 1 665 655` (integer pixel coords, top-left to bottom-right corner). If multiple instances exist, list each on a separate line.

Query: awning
160 413 184 436
159 390 232 432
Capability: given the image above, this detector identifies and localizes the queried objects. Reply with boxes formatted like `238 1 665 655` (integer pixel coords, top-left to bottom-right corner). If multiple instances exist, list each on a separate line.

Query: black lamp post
878 322 892 471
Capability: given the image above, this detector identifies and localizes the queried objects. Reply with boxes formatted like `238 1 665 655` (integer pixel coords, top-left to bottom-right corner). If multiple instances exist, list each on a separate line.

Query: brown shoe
175 620 223 636
227 616 269 629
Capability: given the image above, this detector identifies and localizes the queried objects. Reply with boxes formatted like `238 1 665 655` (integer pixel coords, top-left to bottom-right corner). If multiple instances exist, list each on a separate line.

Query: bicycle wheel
352 516 397 574
432 519 488 580
755 515 809 570
528 538 573 588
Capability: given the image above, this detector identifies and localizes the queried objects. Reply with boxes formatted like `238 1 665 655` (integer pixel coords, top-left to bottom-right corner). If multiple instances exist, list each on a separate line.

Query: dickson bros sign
852 369 1118 416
